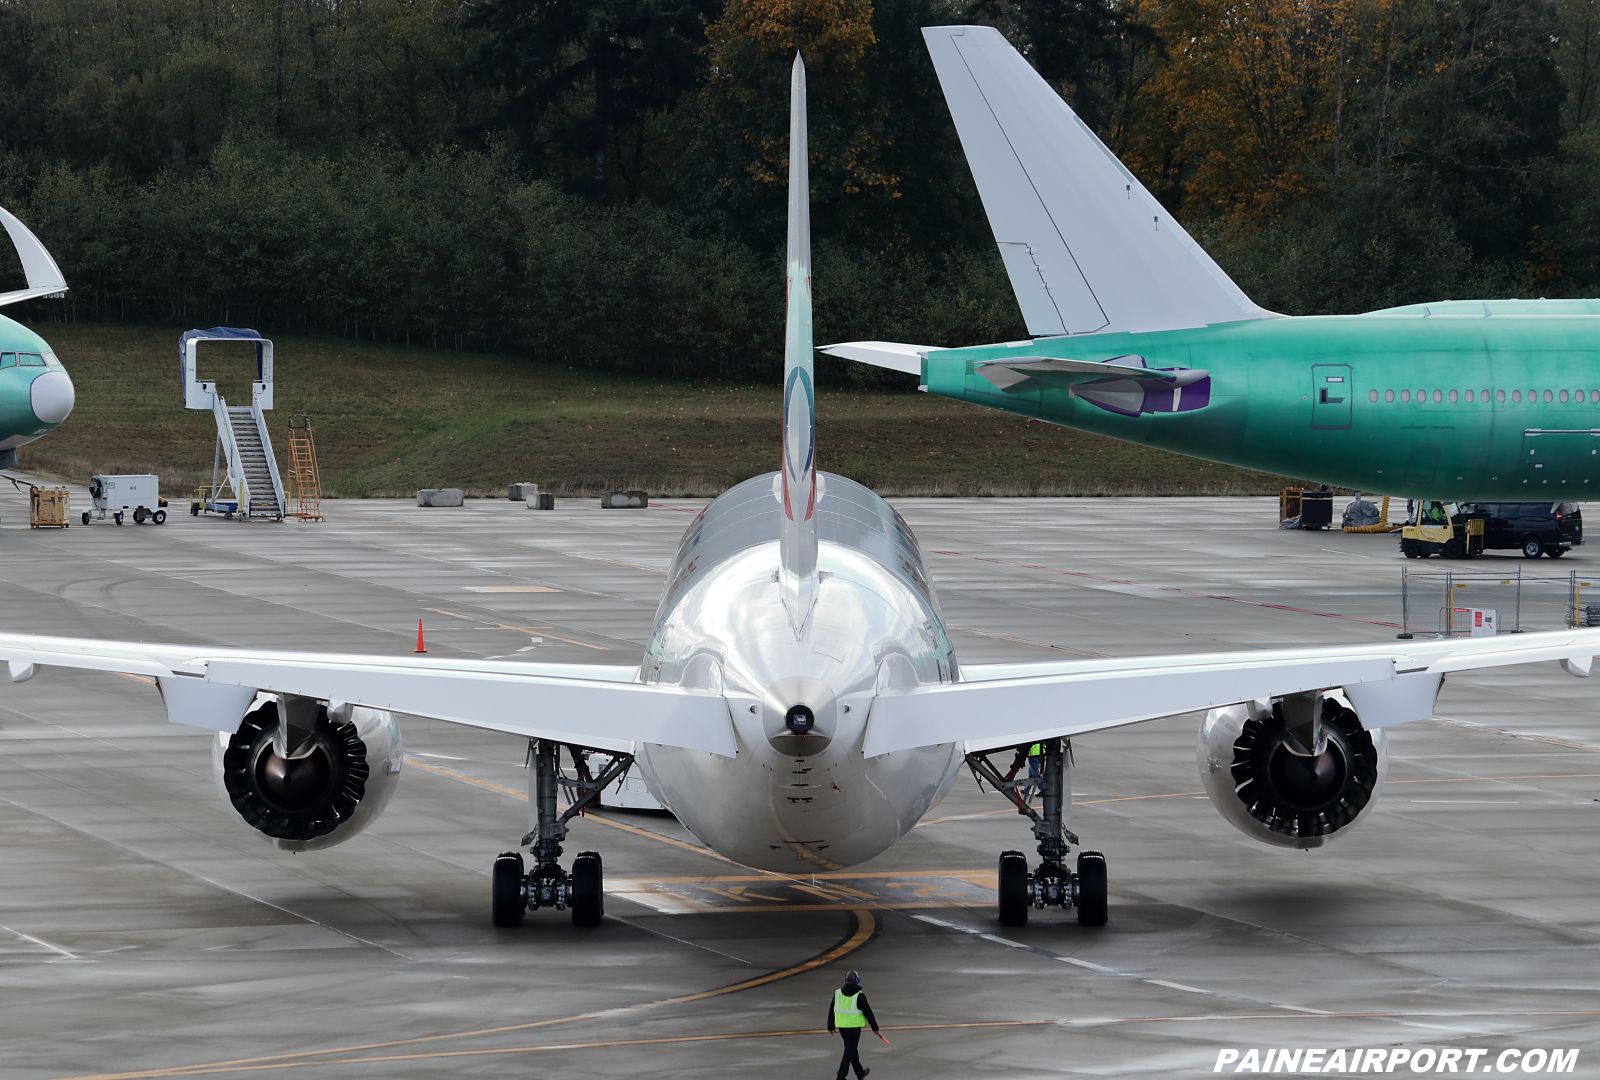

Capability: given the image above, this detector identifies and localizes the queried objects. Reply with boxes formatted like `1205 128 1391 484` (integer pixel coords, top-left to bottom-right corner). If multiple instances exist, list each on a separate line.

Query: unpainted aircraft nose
30 369 73 425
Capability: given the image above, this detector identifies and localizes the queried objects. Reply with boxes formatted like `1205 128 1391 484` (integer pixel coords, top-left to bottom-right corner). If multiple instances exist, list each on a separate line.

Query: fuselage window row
1367 388 1597 404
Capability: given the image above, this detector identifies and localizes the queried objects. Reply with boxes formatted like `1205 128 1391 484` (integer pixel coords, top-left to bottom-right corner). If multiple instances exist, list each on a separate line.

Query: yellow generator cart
1400 501 1485 559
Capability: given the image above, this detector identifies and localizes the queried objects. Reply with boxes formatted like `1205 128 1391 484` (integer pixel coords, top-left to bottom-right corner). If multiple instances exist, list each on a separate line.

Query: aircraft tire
1076 851 1108 927
1522 537 1545 558
491 851 525 927
571 851 604 927
998 850 1029 927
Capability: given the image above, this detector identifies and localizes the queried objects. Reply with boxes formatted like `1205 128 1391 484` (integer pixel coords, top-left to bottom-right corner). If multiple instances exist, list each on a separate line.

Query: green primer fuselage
0 313 71 460
925 300 1600 500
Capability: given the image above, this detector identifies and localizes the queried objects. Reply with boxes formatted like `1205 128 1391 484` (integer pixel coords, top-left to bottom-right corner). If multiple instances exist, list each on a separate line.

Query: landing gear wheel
153 509 167 525
81 511 90 525
570 850 604 927
1399 539 1421 559
113 511 123 525
998 849 1029 927
492 851 526 927
1523 537 1545 558
133 507 147 524
1075 851 1108 926
1443 538 1465 559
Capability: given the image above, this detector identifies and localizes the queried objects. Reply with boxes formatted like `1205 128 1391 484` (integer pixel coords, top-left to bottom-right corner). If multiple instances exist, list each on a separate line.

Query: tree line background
0 0 1595 382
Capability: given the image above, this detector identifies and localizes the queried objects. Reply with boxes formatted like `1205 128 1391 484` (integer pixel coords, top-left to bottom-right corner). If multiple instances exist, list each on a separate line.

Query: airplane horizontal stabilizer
922 26 1267 336
975 354 1212 417
819 341 934 375
0 205 66 308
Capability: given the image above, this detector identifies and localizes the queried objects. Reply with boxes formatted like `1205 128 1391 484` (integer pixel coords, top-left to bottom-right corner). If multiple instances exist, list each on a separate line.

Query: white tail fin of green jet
779 53 819 638
921 24 1271 337
0 205 68 308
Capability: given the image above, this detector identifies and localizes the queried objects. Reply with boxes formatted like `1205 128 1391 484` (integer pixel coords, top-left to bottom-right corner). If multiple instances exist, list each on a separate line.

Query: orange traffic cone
415 619 426 653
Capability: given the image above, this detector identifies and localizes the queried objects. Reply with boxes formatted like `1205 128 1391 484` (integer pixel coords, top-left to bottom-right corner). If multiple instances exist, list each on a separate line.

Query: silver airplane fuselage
634 472 967 871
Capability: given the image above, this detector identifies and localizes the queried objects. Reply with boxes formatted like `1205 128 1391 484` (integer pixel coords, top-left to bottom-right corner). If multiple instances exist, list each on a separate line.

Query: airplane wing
864 628 1600 757
0 205 67 308
0 633 735 756
921 25 1267 336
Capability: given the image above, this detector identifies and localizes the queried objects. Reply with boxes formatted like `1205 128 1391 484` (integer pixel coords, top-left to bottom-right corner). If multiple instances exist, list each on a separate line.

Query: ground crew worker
826 970 880 1080
1026 742 1044 796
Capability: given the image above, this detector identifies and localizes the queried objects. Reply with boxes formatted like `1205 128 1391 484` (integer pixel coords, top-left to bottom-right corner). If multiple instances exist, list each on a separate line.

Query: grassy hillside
13 322 1293 498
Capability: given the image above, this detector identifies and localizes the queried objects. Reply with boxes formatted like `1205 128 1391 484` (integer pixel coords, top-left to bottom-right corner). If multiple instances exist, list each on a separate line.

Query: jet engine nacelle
1197 692 1386 850
212 695 402 852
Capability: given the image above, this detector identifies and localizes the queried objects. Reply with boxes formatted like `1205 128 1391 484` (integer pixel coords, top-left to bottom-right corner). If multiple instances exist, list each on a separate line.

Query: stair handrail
212 393 249 513
251 389 286 519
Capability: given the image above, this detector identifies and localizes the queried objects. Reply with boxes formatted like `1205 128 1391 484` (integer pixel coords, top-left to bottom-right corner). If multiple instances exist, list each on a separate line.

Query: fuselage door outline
1311 364 1353 430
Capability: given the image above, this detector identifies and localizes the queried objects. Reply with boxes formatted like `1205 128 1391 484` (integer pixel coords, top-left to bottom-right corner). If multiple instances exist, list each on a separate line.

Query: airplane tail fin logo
922 26 1271 337
779 53 819 637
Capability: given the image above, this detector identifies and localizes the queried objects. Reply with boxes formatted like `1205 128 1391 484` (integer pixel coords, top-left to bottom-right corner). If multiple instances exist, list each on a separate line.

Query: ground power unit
86 474 167 525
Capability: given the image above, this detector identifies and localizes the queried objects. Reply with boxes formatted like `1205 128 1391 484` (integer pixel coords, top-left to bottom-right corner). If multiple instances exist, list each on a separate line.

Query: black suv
1472 502 1583 558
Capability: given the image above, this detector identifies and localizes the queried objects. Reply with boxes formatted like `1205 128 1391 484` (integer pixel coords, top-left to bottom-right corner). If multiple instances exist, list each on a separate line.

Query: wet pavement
1 485 1597 1078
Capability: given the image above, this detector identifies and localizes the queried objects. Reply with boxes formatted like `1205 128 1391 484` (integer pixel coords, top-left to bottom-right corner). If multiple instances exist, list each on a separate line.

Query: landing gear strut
966 738 1108 927
492 739 633 928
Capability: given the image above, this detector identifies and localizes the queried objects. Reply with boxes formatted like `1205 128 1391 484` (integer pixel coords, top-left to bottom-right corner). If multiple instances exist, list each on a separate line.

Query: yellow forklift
1399 501 1486 559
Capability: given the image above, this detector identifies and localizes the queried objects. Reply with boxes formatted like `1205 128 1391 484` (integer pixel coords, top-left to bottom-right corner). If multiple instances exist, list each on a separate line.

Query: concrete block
416 488 464 507
601 490 648 509
525 492 555 510
508 483 539 501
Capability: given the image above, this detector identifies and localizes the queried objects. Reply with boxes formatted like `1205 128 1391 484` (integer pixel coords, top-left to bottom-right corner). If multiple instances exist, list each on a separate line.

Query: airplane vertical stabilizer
922 25 1269 337
0 205 68 309
779 53 819 638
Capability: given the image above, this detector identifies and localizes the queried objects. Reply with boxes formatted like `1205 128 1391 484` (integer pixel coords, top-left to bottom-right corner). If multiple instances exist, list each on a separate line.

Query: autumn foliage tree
684 0 901 240
0 0 1597 362
1129 0 1353 219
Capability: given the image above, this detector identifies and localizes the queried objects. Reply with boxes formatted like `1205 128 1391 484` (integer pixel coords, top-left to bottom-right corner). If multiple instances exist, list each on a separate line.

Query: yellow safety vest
833 988 866 1028
1028 743 1043 758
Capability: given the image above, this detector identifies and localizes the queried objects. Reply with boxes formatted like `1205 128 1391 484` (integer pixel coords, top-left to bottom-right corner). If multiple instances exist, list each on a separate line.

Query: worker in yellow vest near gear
826 970 880 1080
1026 742 1044 796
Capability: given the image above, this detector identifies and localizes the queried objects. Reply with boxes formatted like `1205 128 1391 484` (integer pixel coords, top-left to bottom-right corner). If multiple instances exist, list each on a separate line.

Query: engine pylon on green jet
0 205 72 471
824 26 1600 503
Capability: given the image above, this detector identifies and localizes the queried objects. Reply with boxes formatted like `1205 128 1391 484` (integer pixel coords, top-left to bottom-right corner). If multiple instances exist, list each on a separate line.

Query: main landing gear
966 738 1108 928
492 739 634 928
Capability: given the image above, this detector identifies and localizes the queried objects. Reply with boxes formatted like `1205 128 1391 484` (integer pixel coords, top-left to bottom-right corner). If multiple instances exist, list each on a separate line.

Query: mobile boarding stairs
180 328 285 521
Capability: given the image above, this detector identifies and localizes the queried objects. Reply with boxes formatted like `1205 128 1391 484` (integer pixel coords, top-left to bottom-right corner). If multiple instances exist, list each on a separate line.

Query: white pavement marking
911 913 1327 1016
1 924 80 959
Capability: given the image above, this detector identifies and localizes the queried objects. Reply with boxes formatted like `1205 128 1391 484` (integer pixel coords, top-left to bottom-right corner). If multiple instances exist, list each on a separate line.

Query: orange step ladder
285 415 324 522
